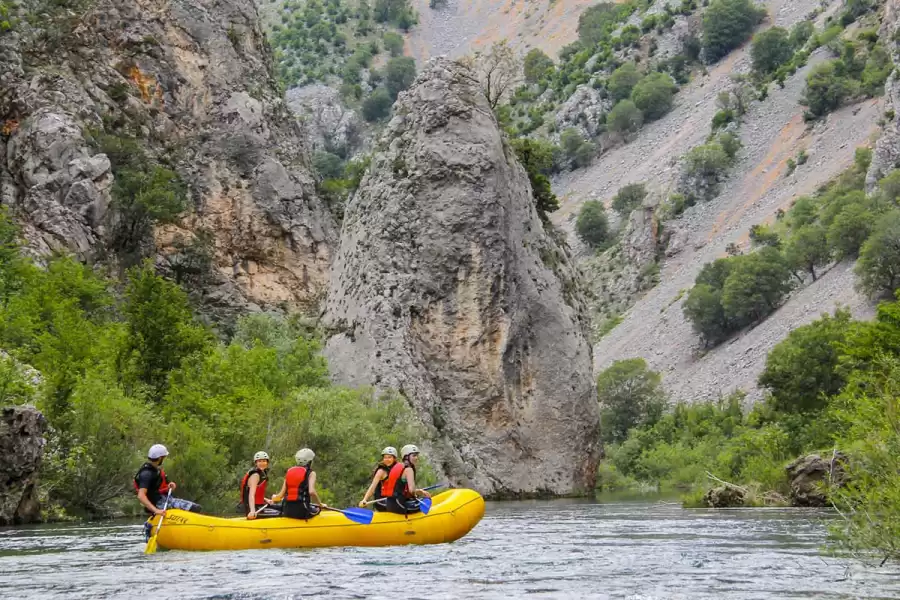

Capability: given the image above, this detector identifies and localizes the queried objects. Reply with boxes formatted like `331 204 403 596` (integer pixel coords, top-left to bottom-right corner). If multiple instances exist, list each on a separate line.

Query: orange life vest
284 465 310 502
380 462 407 499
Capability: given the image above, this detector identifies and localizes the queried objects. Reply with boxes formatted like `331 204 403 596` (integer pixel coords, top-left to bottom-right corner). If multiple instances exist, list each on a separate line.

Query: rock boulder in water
323 59 601 497
0 406 46 525
786 453 846 507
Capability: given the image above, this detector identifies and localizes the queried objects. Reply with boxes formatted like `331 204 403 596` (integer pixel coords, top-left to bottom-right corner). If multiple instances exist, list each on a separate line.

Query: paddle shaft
153 490 172 536
364 482 446 505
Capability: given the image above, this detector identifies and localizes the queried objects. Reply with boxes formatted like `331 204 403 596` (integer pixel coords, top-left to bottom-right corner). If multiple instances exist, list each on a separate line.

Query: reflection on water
1 497 899 599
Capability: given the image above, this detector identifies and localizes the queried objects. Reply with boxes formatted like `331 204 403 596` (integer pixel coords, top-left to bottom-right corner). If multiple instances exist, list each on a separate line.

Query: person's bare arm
137 488 164 516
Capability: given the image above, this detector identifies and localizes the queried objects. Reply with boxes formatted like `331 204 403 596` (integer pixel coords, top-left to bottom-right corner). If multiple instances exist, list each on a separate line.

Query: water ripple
0 500 899 599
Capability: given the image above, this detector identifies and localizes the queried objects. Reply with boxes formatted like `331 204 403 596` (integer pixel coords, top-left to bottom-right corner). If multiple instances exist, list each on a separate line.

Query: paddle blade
418 497 432 514
144 536 158 555
339 507 374 525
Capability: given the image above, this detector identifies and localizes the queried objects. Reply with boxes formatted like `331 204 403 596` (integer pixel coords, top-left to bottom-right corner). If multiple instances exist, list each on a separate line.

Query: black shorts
282 502 321 520
382 498 421 515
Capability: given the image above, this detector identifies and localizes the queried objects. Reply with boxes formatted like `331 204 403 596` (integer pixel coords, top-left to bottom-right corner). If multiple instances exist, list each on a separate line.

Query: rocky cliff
323 59 600 497
0 406 46 525
867 0 900 191
0 0 336 317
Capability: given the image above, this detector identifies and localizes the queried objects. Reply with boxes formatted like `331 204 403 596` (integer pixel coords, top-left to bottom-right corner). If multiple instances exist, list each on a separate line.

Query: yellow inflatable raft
148 489 485 551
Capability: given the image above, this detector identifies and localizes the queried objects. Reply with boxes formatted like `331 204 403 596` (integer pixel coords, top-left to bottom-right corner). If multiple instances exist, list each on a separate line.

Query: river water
1 497 899 600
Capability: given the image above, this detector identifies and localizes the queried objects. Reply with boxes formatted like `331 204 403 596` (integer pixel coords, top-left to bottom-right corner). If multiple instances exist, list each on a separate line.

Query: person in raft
380 444 431 515
134 444 202 516
357 446 399 510
240 451 282 519
270 448 326 519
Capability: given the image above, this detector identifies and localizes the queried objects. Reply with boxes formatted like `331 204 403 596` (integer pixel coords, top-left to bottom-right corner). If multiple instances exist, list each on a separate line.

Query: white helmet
381 446 398 458
148 444 169 460
400 444 419 458
254 451 270 461
295 448 315 465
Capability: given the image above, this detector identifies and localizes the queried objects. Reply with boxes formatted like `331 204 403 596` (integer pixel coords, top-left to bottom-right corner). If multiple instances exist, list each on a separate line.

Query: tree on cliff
466 40 522 110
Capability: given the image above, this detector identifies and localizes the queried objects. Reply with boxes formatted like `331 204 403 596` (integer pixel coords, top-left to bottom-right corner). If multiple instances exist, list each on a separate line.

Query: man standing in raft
240 451 281 519
134 444 201 516
270 448 325 519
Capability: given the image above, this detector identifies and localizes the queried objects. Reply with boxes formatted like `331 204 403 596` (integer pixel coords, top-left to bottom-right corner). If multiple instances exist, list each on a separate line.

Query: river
1 496 899 599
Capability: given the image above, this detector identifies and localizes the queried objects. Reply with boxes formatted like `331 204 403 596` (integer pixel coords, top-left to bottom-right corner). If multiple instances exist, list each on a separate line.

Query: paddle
144 489 172 555
318 505 374 525
417 497 432 514
362 482 449 506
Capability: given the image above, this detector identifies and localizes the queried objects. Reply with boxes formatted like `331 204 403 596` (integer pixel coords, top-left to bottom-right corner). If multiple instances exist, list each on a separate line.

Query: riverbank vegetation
596 293 900 562
0 211 423 518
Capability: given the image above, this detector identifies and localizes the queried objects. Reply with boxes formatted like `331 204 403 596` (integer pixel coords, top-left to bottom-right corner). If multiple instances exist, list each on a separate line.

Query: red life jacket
380 462 407 499
284 466 310 502
239 467 268 508
133 462 168 502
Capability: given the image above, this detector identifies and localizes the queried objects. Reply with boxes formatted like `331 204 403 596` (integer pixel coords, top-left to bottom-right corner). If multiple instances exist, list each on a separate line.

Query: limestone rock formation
555 84 611 141
0 0 336 316
285 84 365 157
786 453 846 507
0 406 46 525
867 0 900 191
323 58 601 497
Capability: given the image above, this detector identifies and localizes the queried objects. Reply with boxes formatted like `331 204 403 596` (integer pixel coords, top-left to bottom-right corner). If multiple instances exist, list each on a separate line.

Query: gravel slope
551 0 884 401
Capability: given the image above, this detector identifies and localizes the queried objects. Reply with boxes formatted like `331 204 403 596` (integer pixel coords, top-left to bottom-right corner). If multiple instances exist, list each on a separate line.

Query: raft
148 488 485 551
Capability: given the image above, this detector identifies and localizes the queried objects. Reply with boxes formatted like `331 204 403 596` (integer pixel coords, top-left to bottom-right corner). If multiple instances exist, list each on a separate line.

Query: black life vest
133 462 168 504
239 467 269 509
372 463 392 498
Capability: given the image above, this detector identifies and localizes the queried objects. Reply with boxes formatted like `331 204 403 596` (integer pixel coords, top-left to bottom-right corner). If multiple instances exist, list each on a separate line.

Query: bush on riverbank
597 293 900 560
0 211 423 517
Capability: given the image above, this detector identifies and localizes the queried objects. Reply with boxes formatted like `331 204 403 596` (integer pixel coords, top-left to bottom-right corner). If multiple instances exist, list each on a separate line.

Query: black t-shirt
136 466 162 504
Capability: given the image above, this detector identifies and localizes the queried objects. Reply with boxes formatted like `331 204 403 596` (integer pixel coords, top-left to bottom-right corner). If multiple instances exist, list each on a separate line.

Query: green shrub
631 71 677 121
385 56 416 100
560 128 595 169
383 31 404 56
855 210 900 296
758 310 852 414
749 224 781 248
609 62 642 102
597 358 666 445
312 151 345 180
577 2 627 46
751 27 793 75
362 88 393 121
702 0 766 64
607 100 644 135
523 48 554 83
721 247 792 325
789 21 814 49
861 44 893 96
828 203 874 259
611 183 647 214
802 60 858 119
576 200 610 248
510 137 560 217
711 109 734 130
